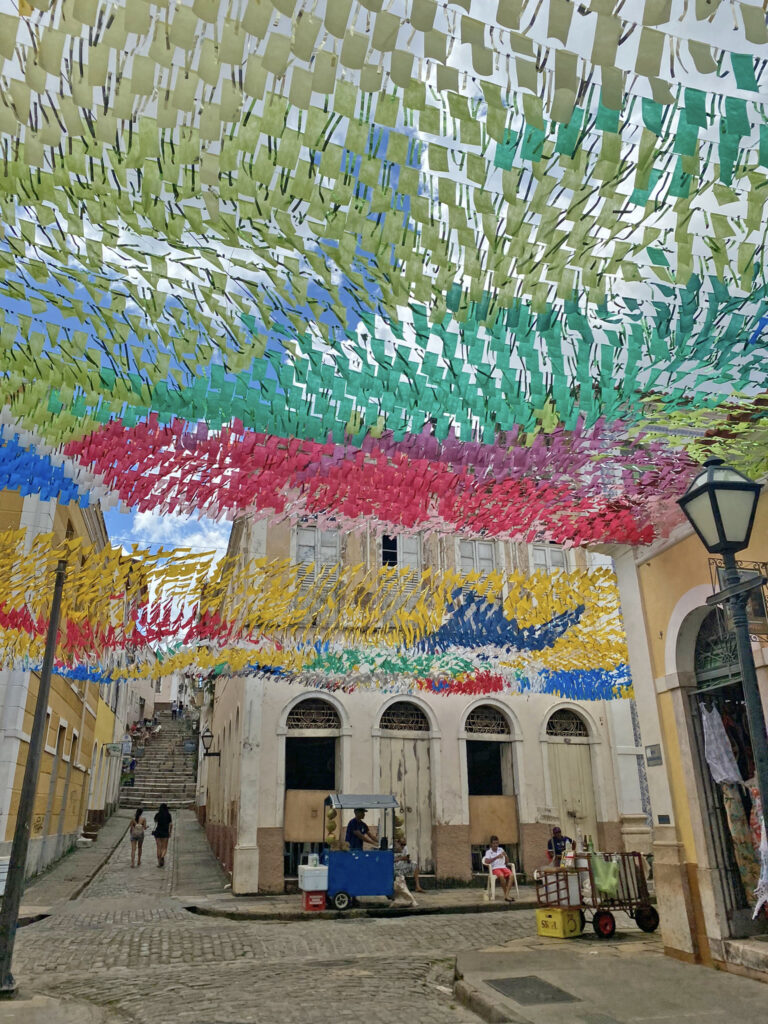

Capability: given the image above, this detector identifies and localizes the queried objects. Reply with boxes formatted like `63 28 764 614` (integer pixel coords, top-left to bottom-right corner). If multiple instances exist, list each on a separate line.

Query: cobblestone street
8 812 535 1023
5 811 767 1024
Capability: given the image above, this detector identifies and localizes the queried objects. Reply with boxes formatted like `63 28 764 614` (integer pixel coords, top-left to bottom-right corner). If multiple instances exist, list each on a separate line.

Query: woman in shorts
128 808 147 867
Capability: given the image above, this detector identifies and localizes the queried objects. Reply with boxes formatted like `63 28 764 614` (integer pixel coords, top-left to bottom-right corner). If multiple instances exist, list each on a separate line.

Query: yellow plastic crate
536 907 583 939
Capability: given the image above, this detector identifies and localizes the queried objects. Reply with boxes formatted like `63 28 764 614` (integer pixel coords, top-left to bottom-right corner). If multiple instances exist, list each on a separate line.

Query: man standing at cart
546 826 574 867
344 808 379 850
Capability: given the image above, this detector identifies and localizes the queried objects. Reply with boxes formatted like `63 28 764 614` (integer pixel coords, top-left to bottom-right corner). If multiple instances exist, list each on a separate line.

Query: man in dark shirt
344 808 378 850
546 826 574 866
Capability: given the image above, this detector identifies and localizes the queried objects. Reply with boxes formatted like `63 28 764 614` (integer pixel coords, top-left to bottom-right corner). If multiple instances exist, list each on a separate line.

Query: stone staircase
119 710 198 810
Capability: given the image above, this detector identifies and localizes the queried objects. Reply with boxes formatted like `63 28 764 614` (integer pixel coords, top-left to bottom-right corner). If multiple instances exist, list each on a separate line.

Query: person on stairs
129 808 147 867
153 803 172 867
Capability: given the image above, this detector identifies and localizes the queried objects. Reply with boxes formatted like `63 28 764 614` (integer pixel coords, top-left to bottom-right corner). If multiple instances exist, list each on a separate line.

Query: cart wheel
592 910 616 939
578 910 586 933
635 905 660 933
332 891 351 911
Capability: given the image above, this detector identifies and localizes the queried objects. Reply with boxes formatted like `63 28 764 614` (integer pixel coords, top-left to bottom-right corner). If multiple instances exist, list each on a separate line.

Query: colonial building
607 492 768 976
0 491 132 874
199 516 651 894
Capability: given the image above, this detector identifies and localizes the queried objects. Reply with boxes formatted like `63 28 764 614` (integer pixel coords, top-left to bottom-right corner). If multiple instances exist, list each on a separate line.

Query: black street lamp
200 726 220 759
678 457 768 854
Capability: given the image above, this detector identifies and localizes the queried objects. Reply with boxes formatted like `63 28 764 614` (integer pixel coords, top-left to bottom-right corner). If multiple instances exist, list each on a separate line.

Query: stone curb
67 823 128 902
185 897 538 923
19 814 130 920
453 962 532 1024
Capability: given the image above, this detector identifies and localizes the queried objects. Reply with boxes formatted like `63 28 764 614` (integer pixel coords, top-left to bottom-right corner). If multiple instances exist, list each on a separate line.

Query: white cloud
105 508 231 565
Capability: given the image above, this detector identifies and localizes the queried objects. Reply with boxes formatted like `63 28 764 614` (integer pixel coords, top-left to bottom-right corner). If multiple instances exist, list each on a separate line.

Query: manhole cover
486 975 580 1005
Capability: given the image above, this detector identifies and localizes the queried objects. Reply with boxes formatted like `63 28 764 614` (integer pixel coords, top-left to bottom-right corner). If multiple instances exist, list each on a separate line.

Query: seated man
483 835 515 902
344 808 379 850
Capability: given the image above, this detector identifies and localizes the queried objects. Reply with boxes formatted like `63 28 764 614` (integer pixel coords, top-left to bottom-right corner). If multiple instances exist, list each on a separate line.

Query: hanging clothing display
700 705 743 784
749 785 764 854
721 782 760 907
721 704 754 781
753 825 768 920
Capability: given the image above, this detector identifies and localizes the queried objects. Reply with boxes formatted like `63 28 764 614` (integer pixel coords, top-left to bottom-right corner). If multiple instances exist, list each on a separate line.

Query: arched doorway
464 704 519 870
688 608 759 933
283 697 341 878
378 700 433 872
545 708 598 844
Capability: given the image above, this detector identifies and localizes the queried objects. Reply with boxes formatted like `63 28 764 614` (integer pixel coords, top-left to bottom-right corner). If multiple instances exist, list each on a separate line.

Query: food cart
537 851 659 939
321 793 398 910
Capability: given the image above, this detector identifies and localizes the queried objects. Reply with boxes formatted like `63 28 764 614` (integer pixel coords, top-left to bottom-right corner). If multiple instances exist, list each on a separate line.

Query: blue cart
322 793 398 911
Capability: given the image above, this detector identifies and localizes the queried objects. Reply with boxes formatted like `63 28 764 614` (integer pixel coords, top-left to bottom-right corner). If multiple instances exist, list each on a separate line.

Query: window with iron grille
465 705 511 735
694 608 739 682
546 708 588 737
379 701 430 732
286 698 341 730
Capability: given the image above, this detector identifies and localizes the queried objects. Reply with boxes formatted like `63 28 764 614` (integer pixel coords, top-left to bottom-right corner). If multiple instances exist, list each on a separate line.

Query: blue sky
103 507 232 563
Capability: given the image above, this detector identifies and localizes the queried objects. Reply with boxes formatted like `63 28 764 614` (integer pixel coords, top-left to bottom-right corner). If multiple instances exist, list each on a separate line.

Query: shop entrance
283 699 340 879
464 705 518 870
688 609 765 936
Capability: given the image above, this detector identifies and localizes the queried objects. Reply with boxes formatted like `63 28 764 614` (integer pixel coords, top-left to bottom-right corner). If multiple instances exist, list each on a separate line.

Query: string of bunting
0 526 629 698
1 2 768 702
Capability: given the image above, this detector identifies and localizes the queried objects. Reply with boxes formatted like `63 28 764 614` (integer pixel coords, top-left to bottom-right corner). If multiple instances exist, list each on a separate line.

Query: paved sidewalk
190 882 538 920
455 929 768 1023
18 810 131 917
18 807 536 922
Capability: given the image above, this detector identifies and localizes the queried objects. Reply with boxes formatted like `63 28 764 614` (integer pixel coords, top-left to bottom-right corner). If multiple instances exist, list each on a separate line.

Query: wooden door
547 742 598 841
379 737 433 871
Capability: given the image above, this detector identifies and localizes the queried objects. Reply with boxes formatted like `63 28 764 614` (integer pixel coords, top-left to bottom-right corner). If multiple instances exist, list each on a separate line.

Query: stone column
611 547 702 961
232 676 264 895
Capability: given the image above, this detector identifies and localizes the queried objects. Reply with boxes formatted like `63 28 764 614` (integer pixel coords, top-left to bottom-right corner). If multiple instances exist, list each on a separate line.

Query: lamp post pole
0 559 67 997
721 551 768 836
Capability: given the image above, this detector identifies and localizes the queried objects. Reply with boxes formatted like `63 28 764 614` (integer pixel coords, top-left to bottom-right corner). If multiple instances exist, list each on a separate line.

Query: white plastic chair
484 860 519 901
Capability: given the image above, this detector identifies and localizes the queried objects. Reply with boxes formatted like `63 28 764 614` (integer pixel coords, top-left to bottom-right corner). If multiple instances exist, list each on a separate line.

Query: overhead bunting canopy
1 1 768 690
0 528 630 699
0 1 767 523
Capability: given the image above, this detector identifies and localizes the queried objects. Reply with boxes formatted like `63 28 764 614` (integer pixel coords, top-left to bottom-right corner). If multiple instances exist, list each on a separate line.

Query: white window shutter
297 527 317 563
317 529 339 564
459 540 475 573
550 546 566 569
476 542 495 572
532 545 547 570
399 534 421 570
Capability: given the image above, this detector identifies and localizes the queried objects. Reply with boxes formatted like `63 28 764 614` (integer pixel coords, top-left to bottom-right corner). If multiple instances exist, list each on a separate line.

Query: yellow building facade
0 492 115 878
609 494 768 976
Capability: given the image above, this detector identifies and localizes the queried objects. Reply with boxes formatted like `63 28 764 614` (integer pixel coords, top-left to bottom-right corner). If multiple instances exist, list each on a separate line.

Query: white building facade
199 516 651 893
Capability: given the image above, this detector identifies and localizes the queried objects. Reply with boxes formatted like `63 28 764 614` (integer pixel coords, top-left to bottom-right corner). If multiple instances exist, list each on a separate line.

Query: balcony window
532 543 569 574
381 534 421 572
459 540 496 574
296 526 339 566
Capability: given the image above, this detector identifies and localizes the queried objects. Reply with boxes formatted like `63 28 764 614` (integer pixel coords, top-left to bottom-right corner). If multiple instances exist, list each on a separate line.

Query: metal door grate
688 688 750 923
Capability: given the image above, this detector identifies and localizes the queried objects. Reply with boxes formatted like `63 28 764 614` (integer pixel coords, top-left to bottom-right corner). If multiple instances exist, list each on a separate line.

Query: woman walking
129 808 147 867
153 803 172 867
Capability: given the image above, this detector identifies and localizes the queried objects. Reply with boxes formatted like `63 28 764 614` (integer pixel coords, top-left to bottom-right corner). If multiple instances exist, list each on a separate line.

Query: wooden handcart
537 851 660 939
